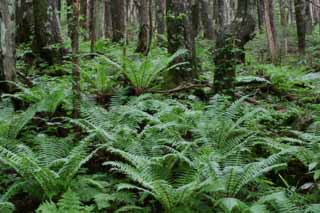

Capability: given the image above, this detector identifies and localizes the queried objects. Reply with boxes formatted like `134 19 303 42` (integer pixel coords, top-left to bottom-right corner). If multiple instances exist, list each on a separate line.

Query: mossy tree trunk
32 0 63 65
213 0 256 95
0 0 16 93
166 0 198 86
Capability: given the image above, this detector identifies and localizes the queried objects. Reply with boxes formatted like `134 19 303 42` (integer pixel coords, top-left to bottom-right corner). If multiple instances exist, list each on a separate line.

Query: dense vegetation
1 0 320 212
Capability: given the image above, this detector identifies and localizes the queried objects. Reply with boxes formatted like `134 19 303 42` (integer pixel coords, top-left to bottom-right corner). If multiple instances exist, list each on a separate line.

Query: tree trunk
166 0 197 86
213 0 256 95
191 1 201 37
16 0 33 44
294 0 306 55
136 0 152 55
200 0 214 39
262 0 278 63
279 0 288 57
88 0 96 53
32 0 63 65
71 0 81 120
156 0 166 35
80 0 87 32
105 0 113 39
305 0 313 33
0 0 16 93
111 0 125 42
257 0 264 32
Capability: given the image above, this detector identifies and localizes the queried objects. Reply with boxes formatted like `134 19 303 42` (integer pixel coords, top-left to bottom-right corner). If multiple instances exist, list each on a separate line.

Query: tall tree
279 0 289 57
200 0 215 39
294 0 307 54
111 0 125 42
32 0 63 64
262 0 278 63
88 0 96 53
166 0 198 86
71 0 81 119
0 0 16 93
136 0 152 55
213 0 256 95
105 0 113 39
16 0 33 44
156 0 166 35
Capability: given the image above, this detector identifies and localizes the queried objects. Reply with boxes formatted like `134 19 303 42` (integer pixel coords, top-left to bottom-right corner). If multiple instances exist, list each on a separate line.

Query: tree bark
0 0 16 93
156 0 166 35
213 0 256 95
16 0 33 44
104 0 113 39
294 0 306 55
166 0 198 86
136 0 152 55
200 0 214 39
111 0 125 42
88 0 96 53
279 0 288 57
191 1 200 37
262 0 278 63
32 0 63 65
71 0 81 120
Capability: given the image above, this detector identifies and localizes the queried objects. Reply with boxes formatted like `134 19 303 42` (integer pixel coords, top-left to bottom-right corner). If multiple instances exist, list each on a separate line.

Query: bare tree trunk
294 0 306 55
166 0 197 87
213 0 256 95
105 0 113 39
279 0 288 57
71 0 81 120
136 0 152 55
111 0 125 42
200 0 214 39
88 0 96 53
262 0 278 63
32 0 63 65
0 0 16 93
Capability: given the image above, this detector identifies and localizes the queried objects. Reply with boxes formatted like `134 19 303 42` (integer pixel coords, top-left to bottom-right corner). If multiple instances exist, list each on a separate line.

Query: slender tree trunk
136 0 152 55
88 0 96 53
71 0 81 120
111 0 125 42
279 0 288 57
200 0 215 39
32 0 63 64
262 0 278 63
294 0 306 55
105 0 113 39
0 0 16 93
166 0 197 86
213 0 256 95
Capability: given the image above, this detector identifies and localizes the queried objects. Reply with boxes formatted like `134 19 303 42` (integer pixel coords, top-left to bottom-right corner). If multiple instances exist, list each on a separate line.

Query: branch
146 83 210 94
